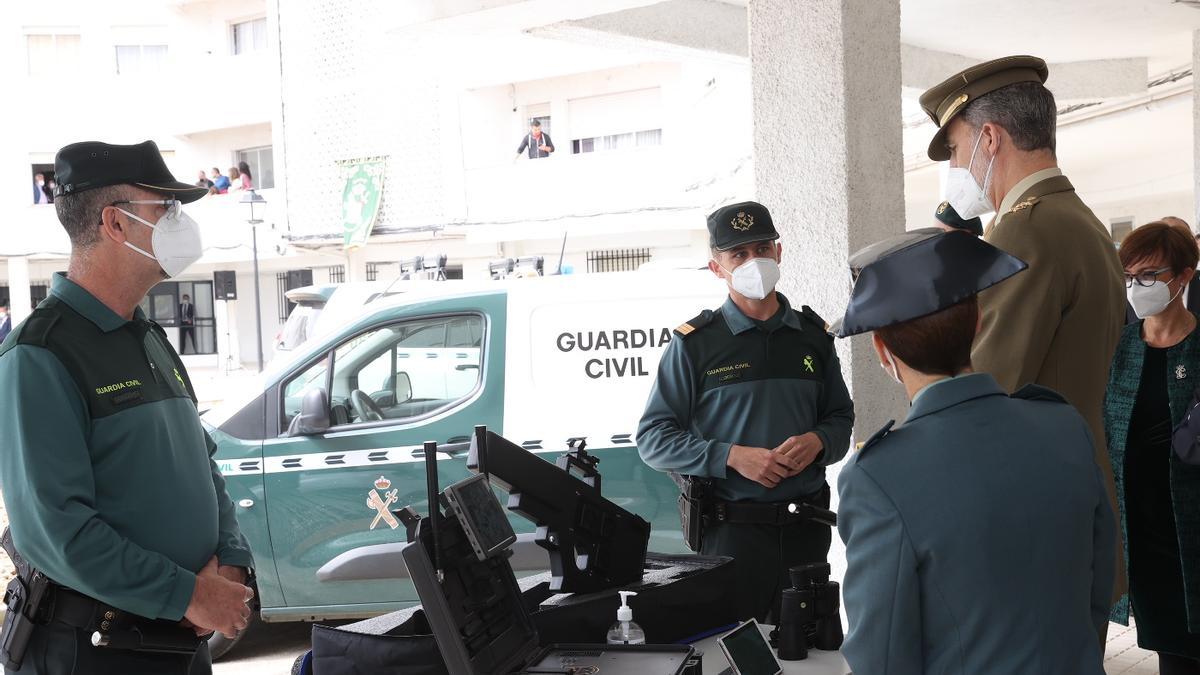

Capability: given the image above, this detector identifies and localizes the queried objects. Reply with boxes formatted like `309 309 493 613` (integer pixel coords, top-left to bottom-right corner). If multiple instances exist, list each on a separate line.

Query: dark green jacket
636 293 854 502
1104 320 1200 630
0 274 253 621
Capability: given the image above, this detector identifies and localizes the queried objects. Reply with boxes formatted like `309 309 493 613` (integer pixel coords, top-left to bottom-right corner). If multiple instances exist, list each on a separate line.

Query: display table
692 622 849 675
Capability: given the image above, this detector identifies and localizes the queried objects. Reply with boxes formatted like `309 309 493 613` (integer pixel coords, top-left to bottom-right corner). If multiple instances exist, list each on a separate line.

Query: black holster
672 474 714 553
0 528 51 670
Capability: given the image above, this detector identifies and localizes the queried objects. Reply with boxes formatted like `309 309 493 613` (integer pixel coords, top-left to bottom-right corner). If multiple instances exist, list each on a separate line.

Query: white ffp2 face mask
1127 278 1183 319
721 257 781 300
944 130 996 220
880 346 903 385
118 201 203 278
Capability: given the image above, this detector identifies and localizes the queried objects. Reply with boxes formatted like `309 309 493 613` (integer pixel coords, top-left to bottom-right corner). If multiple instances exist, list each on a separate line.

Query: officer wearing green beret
920 55 1127 604
933 200 982 237
637 200 855 622
0 141 254 674
831 229 1115 674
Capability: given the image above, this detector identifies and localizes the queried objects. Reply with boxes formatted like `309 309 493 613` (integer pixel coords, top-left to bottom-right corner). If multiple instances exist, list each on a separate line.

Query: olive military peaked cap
830 228 1027 338
919 55 1049 162
54 140 208 204
707 201 780 251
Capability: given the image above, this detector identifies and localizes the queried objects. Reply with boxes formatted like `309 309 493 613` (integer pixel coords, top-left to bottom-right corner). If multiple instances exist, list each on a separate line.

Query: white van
202 270 728 654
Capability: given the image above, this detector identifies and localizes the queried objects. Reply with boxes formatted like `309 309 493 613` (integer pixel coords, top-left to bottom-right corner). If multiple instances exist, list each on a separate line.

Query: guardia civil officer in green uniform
0 141 255 674
833 229 1116 675
637 201 854 622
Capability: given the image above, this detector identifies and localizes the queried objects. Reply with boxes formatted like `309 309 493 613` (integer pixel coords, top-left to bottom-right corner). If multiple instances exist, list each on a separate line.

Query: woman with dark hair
237 161 253 190
1106 221 1200 674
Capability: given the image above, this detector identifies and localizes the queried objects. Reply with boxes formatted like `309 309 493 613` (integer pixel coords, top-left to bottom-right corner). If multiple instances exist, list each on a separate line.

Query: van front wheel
207 611 260 661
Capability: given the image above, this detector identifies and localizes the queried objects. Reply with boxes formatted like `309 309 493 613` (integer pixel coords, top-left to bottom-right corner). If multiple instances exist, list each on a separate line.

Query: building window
234 146 273 190
572 128 662 154
232 17 267 55
115 44 167 75
136 281 217 355
26 33 81 77
327 265 345 284
586 248 651 273
1111 217 1135 244
365 263 380 282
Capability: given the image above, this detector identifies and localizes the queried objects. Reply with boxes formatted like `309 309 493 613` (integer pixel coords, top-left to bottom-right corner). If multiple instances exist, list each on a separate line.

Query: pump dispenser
606 591 646 645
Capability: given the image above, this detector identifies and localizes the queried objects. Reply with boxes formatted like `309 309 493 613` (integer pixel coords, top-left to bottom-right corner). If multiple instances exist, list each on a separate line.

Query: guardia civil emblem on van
731 211 754 231
367 476 400 530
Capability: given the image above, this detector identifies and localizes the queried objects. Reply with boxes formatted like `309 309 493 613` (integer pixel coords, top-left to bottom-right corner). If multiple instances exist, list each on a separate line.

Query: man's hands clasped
183 557 254 638
727 432 824 488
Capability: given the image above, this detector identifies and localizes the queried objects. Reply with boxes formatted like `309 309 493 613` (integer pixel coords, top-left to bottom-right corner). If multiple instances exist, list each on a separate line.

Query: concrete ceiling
900 0 1200 74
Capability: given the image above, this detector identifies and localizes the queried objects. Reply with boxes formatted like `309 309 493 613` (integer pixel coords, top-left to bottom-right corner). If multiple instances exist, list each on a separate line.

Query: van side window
324 315 484 427
281 357 329 429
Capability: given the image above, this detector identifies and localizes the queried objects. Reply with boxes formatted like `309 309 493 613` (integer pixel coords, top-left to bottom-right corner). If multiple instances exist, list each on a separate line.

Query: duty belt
44 585 203 654
712 495 837 528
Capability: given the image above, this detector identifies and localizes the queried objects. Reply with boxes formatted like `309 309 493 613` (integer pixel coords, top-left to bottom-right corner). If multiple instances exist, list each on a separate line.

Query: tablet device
718 619 783 675
444 473 517 561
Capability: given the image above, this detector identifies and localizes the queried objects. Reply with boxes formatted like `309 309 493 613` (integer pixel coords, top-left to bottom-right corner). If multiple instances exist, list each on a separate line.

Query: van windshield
279 305 320 351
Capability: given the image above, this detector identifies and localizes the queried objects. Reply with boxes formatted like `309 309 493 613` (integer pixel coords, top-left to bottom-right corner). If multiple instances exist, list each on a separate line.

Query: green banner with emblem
339 157 386 249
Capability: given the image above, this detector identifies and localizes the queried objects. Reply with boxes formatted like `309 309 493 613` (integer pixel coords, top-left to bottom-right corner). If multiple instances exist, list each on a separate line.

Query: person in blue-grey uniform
0 141 254 675
832 228 1116 675
637 200 854 622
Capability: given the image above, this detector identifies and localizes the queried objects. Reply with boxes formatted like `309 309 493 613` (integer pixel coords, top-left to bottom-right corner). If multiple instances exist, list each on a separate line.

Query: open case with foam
400 438 696 675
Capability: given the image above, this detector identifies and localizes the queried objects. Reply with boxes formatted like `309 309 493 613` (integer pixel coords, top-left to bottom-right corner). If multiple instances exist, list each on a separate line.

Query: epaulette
148 320 168 340
1007 196 1040 216
799 305 832 336
1011 383 1067 404
673 310 714 338
854 420 895 456
13 309 60 348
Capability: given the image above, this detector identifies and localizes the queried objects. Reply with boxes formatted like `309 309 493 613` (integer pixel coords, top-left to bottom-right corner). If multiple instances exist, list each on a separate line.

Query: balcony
461 145 749 238
8 189 285 267
15 48 275 145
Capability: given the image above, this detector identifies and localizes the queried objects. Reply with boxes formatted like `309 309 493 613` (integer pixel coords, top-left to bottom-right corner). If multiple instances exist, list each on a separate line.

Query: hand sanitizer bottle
606 591 646 645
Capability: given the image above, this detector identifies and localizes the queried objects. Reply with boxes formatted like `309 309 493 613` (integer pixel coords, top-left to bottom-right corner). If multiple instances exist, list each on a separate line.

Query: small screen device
718 619 783 675
443 473 517 561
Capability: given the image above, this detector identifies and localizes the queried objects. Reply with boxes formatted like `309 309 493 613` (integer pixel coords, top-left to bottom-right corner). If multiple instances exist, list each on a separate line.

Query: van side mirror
287 388 331 436
395 372 413 404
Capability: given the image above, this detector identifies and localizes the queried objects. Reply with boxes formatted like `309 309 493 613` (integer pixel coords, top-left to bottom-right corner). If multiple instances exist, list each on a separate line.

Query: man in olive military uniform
0 141 255 674
832 229 1114 674
637 200 854 622
920 55 1127 602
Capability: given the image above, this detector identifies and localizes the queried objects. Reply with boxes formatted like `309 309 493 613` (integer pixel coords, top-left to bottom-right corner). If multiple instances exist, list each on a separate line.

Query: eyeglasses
1124 266 1173 288
111 199 181 217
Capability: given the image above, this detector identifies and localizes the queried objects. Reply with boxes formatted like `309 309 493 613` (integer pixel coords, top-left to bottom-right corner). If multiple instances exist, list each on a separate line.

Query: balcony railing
462 146 734 225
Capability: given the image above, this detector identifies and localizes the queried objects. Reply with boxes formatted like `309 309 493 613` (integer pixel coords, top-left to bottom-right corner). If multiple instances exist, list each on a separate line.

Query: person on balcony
210 167 230 194
516 119 554 159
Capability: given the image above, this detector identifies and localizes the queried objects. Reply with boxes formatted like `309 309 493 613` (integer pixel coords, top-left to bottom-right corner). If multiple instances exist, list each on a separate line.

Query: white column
8 257 32 325
748 0 908 439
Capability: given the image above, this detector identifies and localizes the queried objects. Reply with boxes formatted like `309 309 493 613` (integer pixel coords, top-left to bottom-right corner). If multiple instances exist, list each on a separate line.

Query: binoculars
773 562 843 661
